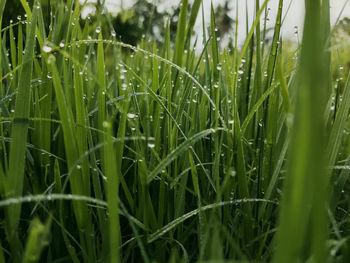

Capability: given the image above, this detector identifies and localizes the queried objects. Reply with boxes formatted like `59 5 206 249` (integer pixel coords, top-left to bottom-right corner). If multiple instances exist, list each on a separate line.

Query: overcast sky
99 0 350 44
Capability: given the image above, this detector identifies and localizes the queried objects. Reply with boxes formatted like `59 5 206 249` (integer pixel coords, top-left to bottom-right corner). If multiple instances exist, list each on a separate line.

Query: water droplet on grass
43 45 52 53
127 113 136 119
147 143 155 149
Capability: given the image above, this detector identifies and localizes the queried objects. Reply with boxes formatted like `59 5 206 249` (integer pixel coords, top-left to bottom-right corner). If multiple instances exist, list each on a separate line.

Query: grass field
0 0 350 262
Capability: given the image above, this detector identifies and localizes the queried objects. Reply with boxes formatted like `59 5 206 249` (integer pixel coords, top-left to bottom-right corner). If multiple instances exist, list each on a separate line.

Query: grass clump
0 0 350 262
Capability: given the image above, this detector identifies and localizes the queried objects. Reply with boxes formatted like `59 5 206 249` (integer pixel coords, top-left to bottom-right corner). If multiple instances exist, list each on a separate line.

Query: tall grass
0 0 350 262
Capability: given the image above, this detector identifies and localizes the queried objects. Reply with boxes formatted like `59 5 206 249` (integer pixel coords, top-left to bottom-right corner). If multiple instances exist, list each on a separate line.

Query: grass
0 0 350 262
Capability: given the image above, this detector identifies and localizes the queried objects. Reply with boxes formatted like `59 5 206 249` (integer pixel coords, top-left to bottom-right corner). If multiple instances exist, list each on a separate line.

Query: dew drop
43 45 52 53
127 113 136 119
103 121 110 128
147 143 155 149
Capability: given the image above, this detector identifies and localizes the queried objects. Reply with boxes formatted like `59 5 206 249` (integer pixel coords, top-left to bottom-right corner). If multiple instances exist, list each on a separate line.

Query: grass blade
22 218 52 263
147 129 216 184
5 3 38 260
273 1 330 262
104 121 121 263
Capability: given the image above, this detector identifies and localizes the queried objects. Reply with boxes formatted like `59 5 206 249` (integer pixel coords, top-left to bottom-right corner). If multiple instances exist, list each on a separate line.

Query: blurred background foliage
333 17 350 76
2 0 234 46
1 0 350 78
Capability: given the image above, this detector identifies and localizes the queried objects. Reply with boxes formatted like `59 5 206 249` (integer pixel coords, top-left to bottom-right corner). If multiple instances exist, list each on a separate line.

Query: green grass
0 0 350 262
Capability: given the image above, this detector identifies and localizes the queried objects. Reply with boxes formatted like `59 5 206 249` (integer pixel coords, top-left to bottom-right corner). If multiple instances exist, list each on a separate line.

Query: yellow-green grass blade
104 121 121 263
5 3 38 260
251 0 262 114
9 26 17 92
241 84 277 134
327 74 350 170
72 26 96 261
273 0 330 262
236 0 269 74
257 0 283 218
18 24 23 66
147 129 216 184
97 32 106 172
72 28 91 196
48 54 94 260
0 1 5 24
328 74 350 210
210 4 219 82
173 0 188 68
184 0 202 48
0 0 7 178
35 62 52 167
148 198 276 244
0 0 5 95
122 61 215 191
22 218 52 263
276 49 291 117
19 0 32 19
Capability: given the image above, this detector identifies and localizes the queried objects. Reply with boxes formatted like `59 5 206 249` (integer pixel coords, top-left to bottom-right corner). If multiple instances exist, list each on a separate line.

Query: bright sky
88 0 350 44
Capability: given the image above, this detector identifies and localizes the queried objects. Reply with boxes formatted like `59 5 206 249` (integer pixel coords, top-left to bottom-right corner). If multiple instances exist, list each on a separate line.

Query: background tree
214 0 235 40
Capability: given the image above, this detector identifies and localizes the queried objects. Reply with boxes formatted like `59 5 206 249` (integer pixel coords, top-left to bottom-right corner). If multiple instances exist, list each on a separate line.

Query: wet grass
0 0 350 262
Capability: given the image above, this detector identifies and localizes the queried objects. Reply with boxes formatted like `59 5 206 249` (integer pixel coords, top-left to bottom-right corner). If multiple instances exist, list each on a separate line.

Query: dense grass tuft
0 0 350 262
